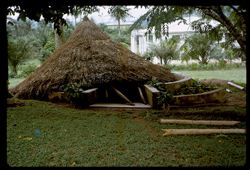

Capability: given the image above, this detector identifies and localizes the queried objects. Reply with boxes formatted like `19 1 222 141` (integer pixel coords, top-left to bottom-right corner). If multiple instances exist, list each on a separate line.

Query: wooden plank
228 81 244 90
82 88 98 105
144 84 159 93
159 119 240 126
112 87 134 105
144 84 160 109
89 103 151 108
82 88 98 93
138 87 146 104
105 89 109 99
162 129 246 136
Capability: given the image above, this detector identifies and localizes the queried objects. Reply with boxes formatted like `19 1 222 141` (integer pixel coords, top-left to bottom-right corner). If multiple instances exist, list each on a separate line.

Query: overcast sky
65 6 149 25
8 6 219 33
8 6 149 25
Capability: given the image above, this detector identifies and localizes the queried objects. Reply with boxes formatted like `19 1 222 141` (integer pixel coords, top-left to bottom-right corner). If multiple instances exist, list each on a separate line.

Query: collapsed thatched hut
11 16 177 102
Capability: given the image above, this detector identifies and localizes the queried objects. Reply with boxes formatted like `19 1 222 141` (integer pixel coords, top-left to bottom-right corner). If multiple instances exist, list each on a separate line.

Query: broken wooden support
227 81 244 90
144 84 160 109
225 88 232 93
105 89 109 98
162 129 246 136
159 119 240 126
82 88 98 105
112 87 134 105
138 87 146 104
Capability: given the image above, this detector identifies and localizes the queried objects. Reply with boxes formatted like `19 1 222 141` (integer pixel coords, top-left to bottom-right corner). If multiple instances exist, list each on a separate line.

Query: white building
130 17 199 56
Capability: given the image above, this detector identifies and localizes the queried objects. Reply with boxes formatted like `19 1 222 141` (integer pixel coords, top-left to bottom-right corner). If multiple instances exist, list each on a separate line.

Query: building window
148 34 153 42
136 35 140 46
136 35 140 54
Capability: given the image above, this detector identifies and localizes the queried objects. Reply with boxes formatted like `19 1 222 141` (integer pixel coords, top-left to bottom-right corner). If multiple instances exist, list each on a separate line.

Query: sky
8 6 149 26
64 6 149 25
8 6 218 33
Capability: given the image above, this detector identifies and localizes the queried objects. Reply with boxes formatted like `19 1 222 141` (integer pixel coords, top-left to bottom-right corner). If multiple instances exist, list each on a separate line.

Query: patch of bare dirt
201 78 230 86
200 78 246 107
7 98 25 107
224 91 246 107
133 116 160 140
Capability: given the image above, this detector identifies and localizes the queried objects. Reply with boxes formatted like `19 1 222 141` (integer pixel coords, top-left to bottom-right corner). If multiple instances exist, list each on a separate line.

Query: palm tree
108 6 131 36
148 36 181 65
8 37 31 75
54 20 64 49
180 33 215 65
72 6 84 26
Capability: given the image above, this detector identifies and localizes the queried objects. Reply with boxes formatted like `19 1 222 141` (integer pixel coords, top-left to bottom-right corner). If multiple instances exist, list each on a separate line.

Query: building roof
11 16 176 99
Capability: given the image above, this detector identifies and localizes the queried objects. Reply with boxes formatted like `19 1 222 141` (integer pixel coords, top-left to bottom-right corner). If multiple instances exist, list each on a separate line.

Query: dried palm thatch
10 16 177 100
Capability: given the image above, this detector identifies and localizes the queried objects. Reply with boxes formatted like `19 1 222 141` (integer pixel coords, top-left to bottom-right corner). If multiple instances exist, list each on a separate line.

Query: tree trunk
118 19 121 36
199 55 208 65
12 65 18 76
75 16 77 26
54 21 64 49
159 57 163 65
199 7 246 54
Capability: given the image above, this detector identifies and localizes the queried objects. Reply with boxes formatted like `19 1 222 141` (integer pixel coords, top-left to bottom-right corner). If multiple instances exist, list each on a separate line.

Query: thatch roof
10 16 177 99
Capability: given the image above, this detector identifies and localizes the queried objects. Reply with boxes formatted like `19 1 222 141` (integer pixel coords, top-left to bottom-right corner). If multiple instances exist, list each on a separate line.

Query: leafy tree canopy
147 35 181 65
7 2 99 34
108 6 131 36
129 6 246 56
180 33 216 65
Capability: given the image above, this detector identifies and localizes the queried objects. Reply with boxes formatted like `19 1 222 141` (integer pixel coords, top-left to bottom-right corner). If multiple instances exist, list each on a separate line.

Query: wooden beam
105 89 109 99
228 81 244 90
159 119 240 126
138 87 146 104
112 87 134 105
162 129 246 136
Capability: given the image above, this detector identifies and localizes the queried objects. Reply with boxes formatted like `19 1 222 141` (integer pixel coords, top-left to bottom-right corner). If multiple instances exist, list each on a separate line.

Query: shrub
8 37 31 75
148 79 173 106
148 79 217 107
190 63 199 70
62 83 87 106
174 80 217 95
8 70 16 78
170 62 245 71
157 91 173 106
218 60 227 69
19 64 37 77
120 42 129 49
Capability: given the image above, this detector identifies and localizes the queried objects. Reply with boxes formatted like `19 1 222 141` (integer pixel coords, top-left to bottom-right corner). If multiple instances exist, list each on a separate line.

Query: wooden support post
112 87 134 105
82 88 98 106
159 119 240 126
138 87 146 104
228 81 244 90
162 129 246 136
105 89 109 99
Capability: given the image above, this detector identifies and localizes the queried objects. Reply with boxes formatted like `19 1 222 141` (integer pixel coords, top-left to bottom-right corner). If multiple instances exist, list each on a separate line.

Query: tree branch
197 6 246 53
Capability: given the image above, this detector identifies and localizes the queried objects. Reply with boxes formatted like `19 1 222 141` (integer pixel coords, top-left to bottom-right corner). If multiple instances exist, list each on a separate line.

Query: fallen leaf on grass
23 137 32 141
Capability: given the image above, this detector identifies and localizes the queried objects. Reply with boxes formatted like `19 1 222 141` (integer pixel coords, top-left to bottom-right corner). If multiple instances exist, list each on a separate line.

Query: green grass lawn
7 100 246 167
8 78 25 88
174 68 246 84
8 59 41 88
